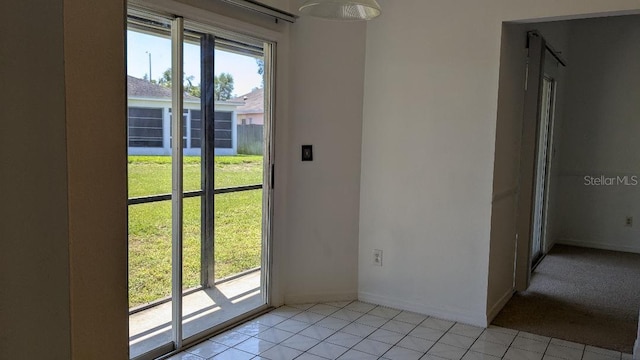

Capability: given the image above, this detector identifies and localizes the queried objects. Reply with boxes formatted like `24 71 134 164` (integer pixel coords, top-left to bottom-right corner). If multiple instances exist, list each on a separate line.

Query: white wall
555 15 640 253
359 0 640 327
283 11 366 303
488 23 528 321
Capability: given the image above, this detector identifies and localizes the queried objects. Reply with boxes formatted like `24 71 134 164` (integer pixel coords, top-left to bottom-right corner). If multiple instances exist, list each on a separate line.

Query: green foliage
185 75 200 97
214 72 234 100
154 68 237 99
157 68 172 87
128 155 263 307
157 67 201 98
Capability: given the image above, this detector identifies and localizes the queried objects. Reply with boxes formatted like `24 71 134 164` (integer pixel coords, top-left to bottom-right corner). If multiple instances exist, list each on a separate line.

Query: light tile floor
167 301 633 360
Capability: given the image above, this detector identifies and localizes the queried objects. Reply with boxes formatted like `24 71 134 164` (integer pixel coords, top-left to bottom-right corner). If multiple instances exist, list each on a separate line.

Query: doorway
491 14 640 353
126 9 275 359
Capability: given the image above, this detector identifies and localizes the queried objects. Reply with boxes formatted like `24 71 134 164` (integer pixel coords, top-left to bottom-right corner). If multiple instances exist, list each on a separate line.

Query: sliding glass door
127 9 274 359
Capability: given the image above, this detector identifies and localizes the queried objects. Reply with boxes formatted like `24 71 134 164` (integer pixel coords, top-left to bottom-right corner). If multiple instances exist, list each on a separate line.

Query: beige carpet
492 245 640 353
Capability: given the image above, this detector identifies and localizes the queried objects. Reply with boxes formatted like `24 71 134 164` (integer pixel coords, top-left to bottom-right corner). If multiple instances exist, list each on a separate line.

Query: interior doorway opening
489 13 640 353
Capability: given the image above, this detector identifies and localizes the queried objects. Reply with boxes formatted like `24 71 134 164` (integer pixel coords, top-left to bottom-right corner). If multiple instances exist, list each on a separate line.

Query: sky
127 30 263 97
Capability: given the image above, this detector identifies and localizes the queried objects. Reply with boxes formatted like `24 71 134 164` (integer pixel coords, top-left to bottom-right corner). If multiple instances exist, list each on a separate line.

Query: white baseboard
284 291 357 305
487 289 514 324
557 239 640 254
358 291 487 328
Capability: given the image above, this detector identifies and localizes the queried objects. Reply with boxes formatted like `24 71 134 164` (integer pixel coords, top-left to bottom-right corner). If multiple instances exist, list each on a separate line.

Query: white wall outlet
373 249 383 266
626 216 633 227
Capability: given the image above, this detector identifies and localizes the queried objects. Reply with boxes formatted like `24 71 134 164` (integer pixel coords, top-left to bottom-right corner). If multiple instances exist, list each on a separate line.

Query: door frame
530 74 557 269
127 6 278 359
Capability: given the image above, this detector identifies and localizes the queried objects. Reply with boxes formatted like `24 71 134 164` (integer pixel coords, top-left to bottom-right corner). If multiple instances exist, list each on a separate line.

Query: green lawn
128 155 263 308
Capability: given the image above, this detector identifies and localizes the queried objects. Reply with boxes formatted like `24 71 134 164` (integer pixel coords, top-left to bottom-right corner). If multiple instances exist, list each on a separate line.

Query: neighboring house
234 87 264 125
127 76 243 156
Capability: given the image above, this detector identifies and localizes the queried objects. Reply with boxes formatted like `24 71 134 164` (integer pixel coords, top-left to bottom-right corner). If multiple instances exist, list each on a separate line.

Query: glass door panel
181 34 204 296
214 190 263 280
213 45 265 306
128 200 173 358
180 33 209 339
531 76 555 268
127 16 175 359
128 9 273 357
181 33 268 341
183 197 203 291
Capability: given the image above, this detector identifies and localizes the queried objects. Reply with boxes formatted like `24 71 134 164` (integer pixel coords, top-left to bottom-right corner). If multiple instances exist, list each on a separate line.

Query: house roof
233 88 264 114
127 75 200 101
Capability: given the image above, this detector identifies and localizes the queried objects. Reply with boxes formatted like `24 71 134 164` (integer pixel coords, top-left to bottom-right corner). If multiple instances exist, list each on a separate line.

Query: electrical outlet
373 249 383 266
626 216 633 227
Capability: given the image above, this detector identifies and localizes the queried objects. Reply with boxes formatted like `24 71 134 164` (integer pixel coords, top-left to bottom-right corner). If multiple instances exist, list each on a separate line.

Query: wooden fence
237 124 263 155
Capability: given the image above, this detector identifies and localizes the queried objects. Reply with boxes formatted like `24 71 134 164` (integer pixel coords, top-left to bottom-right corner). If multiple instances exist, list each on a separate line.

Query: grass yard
128 155 263 308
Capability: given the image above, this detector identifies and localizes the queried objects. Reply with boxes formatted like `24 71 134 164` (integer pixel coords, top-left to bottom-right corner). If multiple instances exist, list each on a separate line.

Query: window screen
191 110 202 148
214 111 232 148
128 107 163 147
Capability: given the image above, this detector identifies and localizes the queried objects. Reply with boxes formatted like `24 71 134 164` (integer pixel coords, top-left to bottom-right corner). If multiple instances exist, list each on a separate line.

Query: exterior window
128 107 163 147
191 110 202 148
214 111 232 148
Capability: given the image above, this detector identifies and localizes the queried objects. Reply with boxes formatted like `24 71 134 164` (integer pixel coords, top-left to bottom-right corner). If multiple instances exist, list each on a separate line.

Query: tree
256 58 264 76
156 67 200 97
155 67 232 99
184 75 200 97
214 73 234 101
256 58 264 88
158 68 172 87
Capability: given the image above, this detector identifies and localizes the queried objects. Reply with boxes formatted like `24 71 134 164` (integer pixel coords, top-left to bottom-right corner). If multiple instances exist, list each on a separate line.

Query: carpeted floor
492 245 640 353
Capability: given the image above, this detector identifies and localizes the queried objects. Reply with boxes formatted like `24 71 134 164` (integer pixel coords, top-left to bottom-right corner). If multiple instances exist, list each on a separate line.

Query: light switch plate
302 145 313 161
